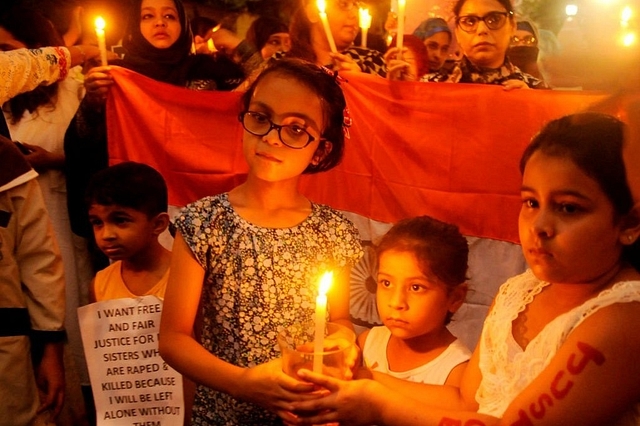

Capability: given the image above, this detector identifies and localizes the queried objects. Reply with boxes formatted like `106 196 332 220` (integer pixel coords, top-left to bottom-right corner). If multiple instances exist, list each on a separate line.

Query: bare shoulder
574 298 640 349
357 328 370 350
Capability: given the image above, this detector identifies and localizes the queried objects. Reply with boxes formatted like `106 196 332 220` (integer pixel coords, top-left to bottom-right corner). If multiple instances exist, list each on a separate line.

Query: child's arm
497 301 640 425
327 267 354 331
443 361 468 387
159 232 316 415
88 278 97 303
291 301 640 426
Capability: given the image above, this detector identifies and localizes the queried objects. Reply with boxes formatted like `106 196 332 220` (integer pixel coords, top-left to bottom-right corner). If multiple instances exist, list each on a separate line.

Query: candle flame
317 0 327 14
318 271 333 295
95 16 106 31
207 38 215 51
359 8 372 29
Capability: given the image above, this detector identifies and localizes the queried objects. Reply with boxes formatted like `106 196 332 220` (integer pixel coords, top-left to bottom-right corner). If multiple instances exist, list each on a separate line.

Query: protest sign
79 296 184 426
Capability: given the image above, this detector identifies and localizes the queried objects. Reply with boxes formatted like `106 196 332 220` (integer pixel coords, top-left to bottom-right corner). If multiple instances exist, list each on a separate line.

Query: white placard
78 296 184 426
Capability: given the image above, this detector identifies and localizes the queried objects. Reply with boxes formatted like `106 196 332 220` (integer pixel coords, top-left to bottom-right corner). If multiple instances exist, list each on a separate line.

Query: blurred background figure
192 15 220 54
0 7 93 424
385 34 429 81
245 16 291 59
508 18 542 79
37 0 85 47
412 17 452 73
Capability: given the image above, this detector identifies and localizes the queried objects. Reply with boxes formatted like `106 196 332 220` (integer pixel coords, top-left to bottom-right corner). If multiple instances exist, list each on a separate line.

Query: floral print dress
174 193 363 425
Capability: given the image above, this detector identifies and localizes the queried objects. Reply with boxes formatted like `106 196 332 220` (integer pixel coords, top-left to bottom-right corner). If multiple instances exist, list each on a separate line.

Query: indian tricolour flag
106 67 615 348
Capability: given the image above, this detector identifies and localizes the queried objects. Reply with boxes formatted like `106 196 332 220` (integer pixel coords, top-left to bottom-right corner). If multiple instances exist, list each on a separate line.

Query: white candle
317 0 338 53
95 17 108 66
313 272 333 373
396 0 406 60
359 8 372 48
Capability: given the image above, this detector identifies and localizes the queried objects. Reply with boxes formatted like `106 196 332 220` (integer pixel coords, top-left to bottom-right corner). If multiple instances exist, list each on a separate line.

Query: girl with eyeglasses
159 58 362 425
422 0 546 89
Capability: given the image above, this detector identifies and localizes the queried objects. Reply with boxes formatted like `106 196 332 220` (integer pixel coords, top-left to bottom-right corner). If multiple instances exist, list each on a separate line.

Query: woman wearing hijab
64 0 244 271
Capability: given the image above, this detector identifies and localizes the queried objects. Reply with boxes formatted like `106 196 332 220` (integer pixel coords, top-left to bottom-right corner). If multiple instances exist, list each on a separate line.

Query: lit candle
396 0 406 60
359 8 372 48
95 16 108 66
207 38 217 53
313 271 333 373
317 0 338 53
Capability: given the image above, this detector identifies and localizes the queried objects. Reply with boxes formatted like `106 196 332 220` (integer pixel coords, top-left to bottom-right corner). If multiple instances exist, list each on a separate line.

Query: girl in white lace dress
287 112 640 426
158 59 362 425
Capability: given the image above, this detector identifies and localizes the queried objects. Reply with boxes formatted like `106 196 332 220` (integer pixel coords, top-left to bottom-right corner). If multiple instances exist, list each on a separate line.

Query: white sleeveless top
476 269 640 424
363 326 471 384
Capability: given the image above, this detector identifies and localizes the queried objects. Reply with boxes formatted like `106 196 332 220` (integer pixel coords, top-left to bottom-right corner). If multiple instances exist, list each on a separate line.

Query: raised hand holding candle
317 0 338 53
313 272 333 373
95 17 108 66
359 8 372 48
396 0 406 60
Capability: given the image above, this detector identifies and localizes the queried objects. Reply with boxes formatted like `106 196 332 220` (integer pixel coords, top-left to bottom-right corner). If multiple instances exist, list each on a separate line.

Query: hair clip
343 106 352 139
319 66 351 138
320 66 349 85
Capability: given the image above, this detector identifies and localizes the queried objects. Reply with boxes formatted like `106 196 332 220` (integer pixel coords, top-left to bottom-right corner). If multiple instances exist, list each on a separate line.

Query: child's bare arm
327 267 353 330
499 301 640 425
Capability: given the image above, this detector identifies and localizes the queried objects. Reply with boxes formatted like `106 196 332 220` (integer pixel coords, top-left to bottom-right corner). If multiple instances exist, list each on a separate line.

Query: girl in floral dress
159 58 362 425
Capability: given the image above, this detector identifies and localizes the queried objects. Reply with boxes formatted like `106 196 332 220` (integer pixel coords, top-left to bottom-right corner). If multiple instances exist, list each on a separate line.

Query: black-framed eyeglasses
511 35 537 46
239 111 316 149
456 11 512 33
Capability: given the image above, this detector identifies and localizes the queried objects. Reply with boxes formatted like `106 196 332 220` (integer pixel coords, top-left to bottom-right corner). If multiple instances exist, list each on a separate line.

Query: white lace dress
476 269 640 424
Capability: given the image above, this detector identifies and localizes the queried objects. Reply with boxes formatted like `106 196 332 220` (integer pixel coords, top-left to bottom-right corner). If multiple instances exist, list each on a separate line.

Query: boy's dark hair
85 162 168 217
376 216 469 289
520 112 639 271
240 58 347 174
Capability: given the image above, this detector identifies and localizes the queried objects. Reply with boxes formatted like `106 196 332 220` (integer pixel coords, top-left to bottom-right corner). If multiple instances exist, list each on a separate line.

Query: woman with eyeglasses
422 0 545 89
159 58 362 425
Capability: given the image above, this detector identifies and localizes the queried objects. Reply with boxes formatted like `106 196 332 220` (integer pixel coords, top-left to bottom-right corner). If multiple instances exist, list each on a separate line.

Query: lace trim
477 272 640 418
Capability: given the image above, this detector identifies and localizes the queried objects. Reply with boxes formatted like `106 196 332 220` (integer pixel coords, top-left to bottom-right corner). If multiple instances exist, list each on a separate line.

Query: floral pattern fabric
174 193 363 425
421 56 545 89
0 47 69 104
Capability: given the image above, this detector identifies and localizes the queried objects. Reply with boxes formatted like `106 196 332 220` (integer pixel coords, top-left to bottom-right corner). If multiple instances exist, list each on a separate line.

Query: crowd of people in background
0 0 639 425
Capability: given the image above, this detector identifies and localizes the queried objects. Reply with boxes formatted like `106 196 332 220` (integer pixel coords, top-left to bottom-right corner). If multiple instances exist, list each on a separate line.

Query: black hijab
115 0 243 89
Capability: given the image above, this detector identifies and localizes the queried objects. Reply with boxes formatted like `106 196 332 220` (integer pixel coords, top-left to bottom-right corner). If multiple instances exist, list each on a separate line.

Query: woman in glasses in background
422 0 545 89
